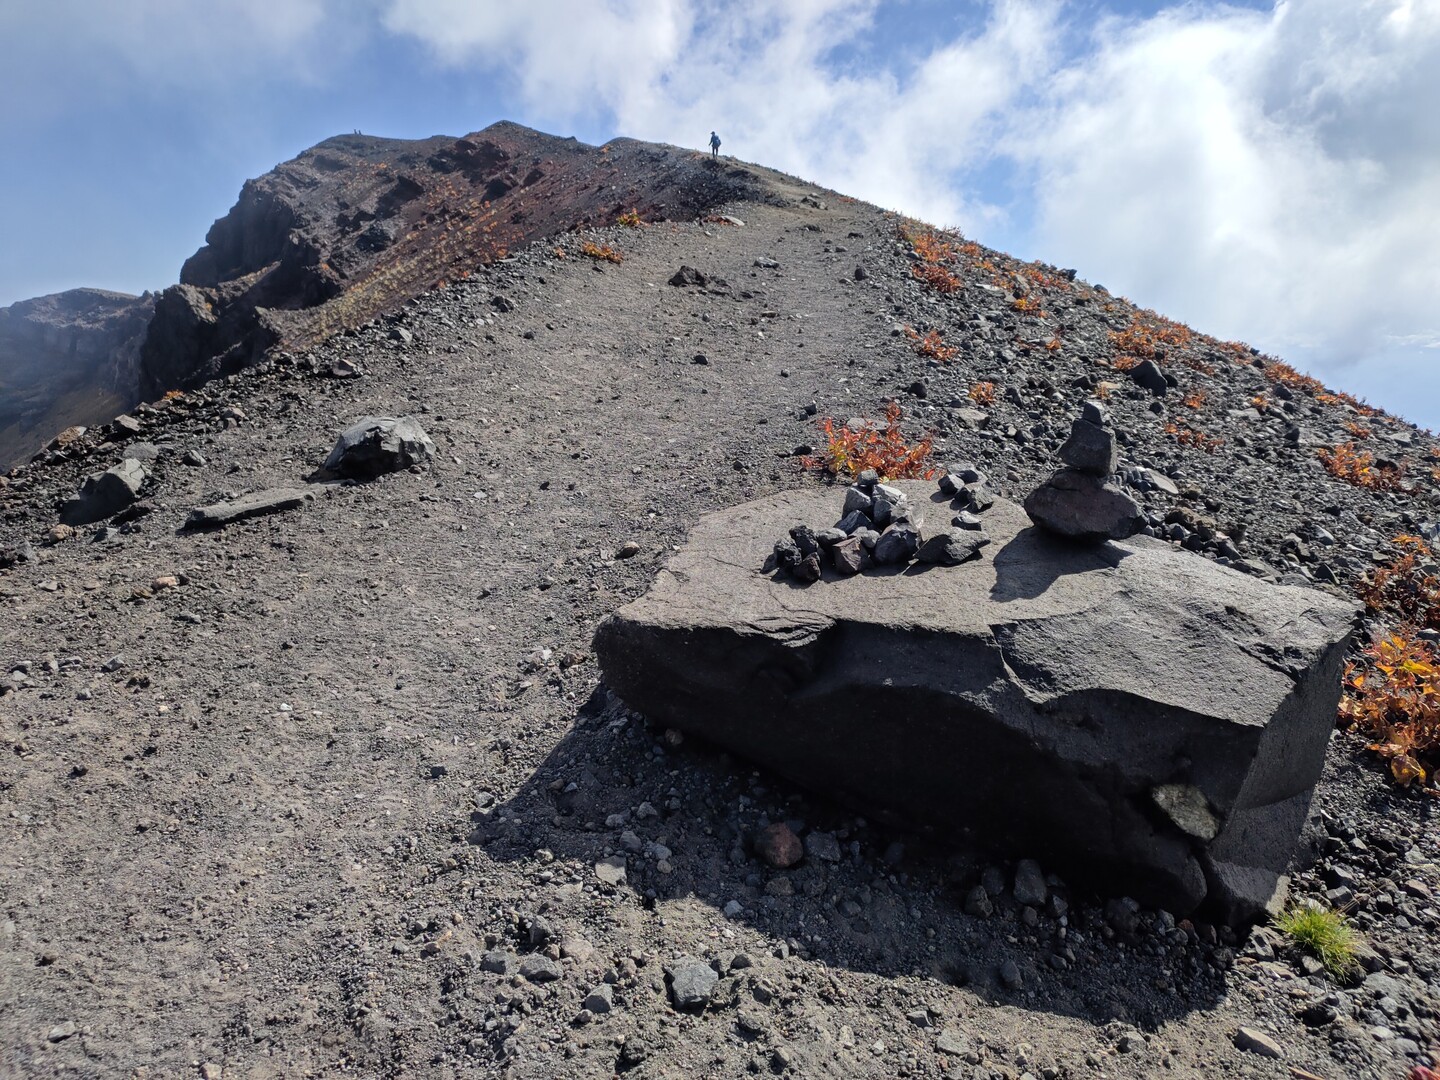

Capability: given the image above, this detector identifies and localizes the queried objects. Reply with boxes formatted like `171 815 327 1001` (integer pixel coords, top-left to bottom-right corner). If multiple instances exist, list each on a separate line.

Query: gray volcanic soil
1 161 1438 1079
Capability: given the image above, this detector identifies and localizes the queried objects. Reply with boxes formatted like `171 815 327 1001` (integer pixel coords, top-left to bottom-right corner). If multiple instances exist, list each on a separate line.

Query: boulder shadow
989 526 1133 603
467 688 1231 1029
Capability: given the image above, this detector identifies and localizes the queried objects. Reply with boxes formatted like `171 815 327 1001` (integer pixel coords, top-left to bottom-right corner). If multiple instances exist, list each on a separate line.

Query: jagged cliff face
0 289 153 468
1 125 755 467
137 122 757 399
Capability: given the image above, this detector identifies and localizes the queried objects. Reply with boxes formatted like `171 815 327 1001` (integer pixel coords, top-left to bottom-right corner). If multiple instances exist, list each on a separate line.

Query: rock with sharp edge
594 482 1358 921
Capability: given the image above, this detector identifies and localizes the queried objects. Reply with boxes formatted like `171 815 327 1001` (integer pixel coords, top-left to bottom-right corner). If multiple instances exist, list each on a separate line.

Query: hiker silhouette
709 131 721 158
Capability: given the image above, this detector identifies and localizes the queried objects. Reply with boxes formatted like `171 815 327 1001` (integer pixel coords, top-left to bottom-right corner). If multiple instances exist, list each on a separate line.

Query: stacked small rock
1023 401 1145 542
772 469 992 583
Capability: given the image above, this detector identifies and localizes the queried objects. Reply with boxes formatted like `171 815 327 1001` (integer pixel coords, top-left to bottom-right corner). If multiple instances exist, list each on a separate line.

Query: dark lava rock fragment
59 459 146 526
323 416 435 479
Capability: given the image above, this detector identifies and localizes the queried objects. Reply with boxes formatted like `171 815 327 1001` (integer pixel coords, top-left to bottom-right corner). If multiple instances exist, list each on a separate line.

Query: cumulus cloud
1013 0 1440 385
382 0 692 115
387 0 1064 229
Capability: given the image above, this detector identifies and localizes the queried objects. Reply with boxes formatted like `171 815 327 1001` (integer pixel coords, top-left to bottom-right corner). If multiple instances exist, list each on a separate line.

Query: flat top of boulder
613 482 1358 725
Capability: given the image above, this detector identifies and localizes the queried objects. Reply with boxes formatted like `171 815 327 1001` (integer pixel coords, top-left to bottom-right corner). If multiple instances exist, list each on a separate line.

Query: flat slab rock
185 488 313 529
594 483 1359 921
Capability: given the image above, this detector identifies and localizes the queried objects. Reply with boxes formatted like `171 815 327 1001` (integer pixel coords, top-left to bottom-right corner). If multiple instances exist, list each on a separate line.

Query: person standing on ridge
709 131 721 158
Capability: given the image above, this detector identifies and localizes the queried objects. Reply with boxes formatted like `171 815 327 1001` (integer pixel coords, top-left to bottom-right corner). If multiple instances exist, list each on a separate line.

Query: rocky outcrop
137 123 758 401
0 289 153 468
594 483 1359 921
7 126 757 462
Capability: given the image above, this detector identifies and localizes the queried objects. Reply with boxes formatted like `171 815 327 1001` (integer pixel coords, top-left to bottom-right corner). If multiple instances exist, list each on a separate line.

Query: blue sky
2 0 1437 426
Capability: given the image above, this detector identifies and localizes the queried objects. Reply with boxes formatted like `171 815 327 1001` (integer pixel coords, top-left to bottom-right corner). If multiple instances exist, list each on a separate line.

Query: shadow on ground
469 688 1231 1031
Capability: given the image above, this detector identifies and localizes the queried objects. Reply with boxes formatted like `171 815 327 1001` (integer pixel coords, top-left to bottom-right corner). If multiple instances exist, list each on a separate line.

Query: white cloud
1012 0 1440 387
386 0 1064 229
382 0 693 117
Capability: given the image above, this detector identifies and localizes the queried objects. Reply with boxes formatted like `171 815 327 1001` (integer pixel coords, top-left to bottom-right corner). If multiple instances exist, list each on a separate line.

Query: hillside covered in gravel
1 132 1437 1080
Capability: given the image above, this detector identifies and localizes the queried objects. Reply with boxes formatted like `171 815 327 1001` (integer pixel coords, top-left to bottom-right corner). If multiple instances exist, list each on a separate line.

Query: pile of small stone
771 468 993 583
1023 401 1145 542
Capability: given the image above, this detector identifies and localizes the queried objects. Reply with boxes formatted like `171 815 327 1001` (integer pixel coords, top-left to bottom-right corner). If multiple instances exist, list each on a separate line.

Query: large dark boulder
59 458 147 525
593 484 1358 922
323 416 434 479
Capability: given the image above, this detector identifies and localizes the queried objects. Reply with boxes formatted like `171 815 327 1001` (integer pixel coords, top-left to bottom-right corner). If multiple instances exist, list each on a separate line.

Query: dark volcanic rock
594 483 1358 920
1057 411 1118 476
322 417 435 479
872 520 920 565
1024 468 1145 542
668 957 718 1009
916 529 990 566
1129 358 1168 395
59 458 146 525
668 265 708 287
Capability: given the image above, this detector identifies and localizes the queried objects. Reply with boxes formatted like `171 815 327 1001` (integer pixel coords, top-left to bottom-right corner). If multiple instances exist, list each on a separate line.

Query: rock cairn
772 468 993 583
1024 400 1145 542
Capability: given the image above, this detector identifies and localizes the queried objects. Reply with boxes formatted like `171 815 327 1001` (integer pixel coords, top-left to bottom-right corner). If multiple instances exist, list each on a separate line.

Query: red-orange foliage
1357 536 1440 630
903 326 958 362
1341 632 1440 788
1163 422 1224 453
1181 389 1207 409
804 402 937 481
1265 360 1324 394
968 381 997 407
1344 536 1440 789
899 222 958 265
580 241 623 263
1319 442 1404 490
911 262 963 293
1110 313 1193 358
900 222 965 293
1022 265 1069 291
1317 390 1379 416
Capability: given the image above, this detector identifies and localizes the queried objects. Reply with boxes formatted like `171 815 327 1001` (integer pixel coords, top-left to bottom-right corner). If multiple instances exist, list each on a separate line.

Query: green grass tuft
1275 904 1362 979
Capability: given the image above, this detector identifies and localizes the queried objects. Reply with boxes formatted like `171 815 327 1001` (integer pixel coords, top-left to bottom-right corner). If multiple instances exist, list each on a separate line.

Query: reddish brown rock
754 823 804 868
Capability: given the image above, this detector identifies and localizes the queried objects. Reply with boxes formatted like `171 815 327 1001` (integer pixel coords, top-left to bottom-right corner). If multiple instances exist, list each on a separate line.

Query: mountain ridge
1 122 760 468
